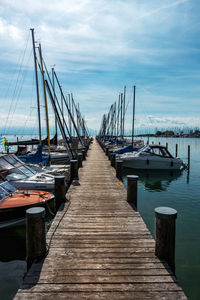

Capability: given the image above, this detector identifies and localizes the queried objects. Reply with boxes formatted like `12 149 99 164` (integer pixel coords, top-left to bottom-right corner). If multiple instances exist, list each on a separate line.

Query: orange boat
0 181 54 228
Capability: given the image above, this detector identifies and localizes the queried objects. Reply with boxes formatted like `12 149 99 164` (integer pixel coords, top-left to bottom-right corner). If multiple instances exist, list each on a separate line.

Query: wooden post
108 149 111 160
166 142 168 149
155 207 177 274
106 147 109 156
115 159 123 180
175 144 178 157
70 159 78 182
77 153 83 168
159 142 160 145
188 145 190 171
152 141 154 144
110 153 116 168
82 149 86 160
127 175 139 210
55 176 66 210
26 207 46 270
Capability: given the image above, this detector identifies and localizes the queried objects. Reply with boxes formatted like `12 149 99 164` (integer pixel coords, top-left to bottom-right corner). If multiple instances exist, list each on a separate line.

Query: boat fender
146 159 149 165
171 161 174 167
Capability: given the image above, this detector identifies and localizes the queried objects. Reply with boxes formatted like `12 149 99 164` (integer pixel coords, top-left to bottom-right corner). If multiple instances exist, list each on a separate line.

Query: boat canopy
137 145 173 158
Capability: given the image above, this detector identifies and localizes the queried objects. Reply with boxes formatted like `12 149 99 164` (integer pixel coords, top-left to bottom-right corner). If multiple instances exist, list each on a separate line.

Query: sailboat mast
38 44 51 164
30 28 42 144
132 85 136 146
52 67 57 137
123 85 126 139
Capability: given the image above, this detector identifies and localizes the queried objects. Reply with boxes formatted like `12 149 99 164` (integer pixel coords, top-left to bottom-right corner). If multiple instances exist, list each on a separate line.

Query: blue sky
0 0 200 135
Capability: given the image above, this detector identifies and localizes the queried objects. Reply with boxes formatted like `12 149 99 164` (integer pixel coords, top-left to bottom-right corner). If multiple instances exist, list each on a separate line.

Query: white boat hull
122 156 183 170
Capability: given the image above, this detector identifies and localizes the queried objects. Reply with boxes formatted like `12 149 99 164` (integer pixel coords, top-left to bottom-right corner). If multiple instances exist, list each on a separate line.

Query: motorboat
0 154 55 191
119 144 185 170
0 181 54 229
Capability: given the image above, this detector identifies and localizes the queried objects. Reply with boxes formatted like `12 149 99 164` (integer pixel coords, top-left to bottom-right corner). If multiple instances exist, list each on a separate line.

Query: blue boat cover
18 145 50 166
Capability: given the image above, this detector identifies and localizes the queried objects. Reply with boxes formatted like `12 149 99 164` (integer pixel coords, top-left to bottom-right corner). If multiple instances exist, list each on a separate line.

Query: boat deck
14 139 187 299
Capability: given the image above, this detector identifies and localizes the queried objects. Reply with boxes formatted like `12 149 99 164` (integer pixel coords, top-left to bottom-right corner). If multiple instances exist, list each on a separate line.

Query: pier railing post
155 207 177 274
115 159 123 180
77 153 83 168
26 207 46 270
55 176 66 210
70 159 78 182
127 175 139 210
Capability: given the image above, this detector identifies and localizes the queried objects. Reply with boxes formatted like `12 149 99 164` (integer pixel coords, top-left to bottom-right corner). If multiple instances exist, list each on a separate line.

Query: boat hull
122 156 182 170
0 191 54 228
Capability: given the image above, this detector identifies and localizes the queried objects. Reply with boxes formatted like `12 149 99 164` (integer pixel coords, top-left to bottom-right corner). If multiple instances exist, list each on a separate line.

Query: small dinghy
119 144 186 170
0 181 54 229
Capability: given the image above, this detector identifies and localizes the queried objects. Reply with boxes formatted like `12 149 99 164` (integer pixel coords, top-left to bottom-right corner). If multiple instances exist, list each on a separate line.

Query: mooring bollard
55 176 66 210
106 147 109 156
26 207 46 270
127 175 139 210
155 207 177 274
166 142 168 149
77 153 83 168
175 144 178 157
110 153 116 168
82 149 86 160
188 145 190 171
115 159 123 180
70 159 78 182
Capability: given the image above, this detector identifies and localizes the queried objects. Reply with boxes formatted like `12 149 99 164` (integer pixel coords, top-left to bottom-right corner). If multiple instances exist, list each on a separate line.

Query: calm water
0 137 199 299
123 137 200 300
0 217 53 300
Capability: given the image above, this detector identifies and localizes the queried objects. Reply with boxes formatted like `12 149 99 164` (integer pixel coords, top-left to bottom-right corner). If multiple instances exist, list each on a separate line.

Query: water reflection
123 168 184 192
0 225 26 262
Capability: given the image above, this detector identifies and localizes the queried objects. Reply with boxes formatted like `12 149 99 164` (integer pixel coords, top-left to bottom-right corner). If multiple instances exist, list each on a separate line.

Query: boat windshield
138 146 151 154
4 154 22 168
18 166 35 177
1 181 17 193
0 184 10 201
0 157 13 170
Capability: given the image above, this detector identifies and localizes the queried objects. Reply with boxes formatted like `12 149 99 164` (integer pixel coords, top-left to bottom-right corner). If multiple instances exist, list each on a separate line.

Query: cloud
0 0 199 133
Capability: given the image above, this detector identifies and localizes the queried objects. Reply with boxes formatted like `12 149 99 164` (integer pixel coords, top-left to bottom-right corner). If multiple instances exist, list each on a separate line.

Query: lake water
0 137 199 299
122 137 200 300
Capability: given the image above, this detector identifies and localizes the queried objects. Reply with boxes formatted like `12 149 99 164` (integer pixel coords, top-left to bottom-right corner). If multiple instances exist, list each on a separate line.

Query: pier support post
110 153 116 168
115 159 123 180
175 144 178 157
127 175 139 210
108 150 112 160
188 145 190 171
70 159 78 182
155 207 177 274
55 176 66 210
106 147 109 156
78 153 83 168
26 207 46 270
82 149 86 160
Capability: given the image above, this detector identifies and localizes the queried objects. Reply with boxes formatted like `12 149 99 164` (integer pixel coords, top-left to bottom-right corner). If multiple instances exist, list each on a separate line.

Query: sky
0 0 200 136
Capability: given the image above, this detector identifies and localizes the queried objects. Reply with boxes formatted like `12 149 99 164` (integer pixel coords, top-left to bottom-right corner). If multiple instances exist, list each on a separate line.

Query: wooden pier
14 140 187 299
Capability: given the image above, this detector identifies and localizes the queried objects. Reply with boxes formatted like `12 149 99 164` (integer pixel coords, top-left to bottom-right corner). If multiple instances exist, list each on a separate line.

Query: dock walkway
15 140 187 299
